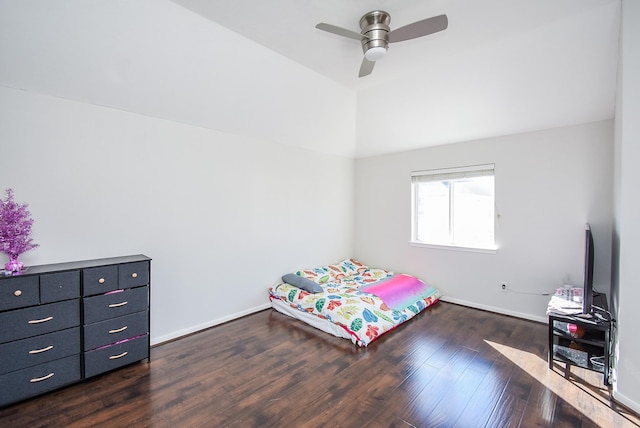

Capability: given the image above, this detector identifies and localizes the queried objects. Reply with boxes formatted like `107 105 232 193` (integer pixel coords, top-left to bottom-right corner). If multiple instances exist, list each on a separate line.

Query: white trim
150 302 271 346
611 390 640 416
439 296 548 324
152 297 550 348
410 241 498 254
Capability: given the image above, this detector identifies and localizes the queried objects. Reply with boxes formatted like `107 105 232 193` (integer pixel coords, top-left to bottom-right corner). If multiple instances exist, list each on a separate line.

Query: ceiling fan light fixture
364 46 387 61
315 10 448 77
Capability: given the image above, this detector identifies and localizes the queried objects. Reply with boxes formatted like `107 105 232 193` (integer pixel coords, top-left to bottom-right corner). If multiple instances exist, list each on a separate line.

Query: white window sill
409 241 497 254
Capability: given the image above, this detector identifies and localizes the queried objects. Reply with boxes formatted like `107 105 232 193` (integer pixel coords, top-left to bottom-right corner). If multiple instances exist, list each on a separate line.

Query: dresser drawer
84 334 148 378
119 261 150 289
83 287 148 324
0 299 80 343
83 265 118 296
0 354 81 407
0 275 39 312
84 311 148 351
40 271 80 303
0 327 80 375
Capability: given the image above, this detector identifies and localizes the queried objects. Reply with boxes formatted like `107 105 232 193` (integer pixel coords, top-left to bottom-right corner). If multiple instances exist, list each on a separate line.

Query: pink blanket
360 273 434 311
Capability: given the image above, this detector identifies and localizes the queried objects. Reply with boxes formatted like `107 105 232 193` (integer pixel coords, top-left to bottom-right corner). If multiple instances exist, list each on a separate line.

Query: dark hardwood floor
1 302 639 427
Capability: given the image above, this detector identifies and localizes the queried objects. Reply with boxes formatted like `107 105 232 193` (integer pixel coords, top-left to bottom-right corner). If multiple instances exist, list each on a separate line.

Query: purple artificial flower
0 189 39 259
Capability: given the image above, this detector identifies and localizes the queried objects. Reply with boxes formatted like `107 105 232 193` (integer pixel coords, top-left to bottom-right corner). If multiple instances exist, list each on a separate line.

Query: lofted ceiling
172 0 620 90
0 0 621 158
171 0 621 156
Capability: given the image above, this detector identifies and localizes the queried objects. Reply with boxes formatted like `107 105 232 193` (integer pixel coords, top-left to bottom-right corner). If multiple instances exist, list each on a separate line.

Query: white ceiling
171 0 620 91
0 0 621 158
173 0 622 156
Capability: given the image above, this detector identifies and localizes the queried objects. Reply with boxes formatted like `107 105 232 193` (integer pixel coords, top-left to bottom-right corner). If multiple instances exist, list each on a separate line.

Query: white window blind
411 164 495 183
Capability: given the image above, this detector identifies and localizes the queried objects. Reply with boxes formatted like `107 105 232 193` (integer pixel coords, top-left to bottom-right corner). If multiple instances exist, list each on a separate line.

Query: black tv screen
583 223 595 314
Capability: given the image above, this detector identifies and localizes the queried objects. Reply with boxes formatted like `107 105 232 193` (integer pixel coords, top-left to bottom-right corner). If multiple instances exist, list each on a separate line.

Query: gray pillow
282 273 323 293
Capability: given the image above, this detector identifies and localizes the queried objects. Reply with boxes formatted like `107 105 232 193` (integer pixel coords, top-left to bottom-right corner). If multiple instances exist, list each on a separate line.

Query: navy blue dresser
0 255 150 407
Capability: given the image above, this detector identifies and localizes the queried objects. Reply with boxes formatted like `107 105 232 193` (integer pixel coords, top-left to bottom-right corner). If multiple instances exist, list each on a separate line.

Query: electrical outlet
501 282 508 292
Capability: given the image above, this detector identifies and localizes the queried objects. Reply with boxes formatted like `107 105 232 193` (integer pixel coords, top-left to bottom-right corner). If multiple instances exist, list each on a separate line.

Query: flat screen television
583 223 595 314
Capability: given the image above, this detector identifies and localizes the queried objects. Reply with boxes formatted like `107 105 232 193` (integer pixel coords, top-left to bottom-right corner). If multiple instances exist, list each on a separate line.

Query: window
411 164 495 250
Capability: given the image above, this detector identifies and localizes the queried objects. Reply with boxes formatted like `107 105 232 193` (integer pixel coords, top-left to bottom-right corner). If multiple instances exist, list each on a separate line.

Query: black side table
548 293 611 385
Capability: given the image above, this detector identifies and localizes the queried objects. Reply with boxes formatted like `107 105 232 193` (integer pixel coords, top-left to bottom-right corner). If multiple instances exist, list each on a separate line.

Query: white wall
0 86 354 344
612 0 640 413
0 0 356 158
354 121 613 322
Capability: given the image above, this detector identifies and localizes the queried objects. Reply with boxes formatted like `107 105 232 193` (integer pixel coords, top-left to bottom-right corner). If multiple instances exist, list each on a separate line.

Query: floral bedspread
268 259 441 347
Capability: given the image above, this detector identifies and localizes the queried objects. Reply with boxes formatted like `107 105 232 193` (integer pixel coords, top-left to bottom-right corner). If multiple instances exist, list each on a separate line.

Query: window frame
410 164 497 253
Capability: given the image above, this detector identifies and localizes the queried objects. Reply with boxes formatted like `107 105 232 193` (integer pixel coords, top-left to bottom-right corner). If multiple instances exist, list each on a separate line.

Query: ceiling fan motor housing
359 10 390 58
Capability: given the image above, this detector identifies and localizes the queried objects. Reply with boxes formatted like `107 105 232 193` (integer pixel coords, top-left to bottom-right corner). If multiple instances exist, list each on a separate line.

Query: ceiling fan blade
316 23 368 41
388 14 448 43
358 58 375 77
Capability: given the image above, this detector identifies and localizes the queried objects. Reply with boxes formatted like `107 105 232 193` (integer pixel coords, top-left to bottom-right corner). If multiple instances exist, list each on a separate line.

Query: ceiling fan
315 10 448 77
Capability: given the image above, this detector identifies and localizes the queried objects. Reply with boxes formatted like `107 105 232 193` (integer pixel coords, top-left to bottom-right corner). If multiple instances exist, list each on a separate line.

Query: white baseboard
151 298 547 347
150 302 272 346
612 390 640 416
440 296 548 324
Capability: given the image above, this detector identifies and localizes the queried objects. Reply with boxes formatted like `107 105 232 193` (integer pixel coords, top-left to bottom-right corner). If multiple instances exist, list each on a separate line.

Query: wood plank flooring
1 302 639 427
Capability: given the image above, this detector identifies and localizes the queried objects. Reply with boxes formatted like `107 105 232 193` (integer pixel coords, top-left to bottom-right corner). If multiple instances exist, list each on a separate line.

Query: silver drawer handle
109 351 128 360
131 272 138 278
28 316 54 324
29 345 54 354
30 372 55 383
108 301 128 308
109 326 128 334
